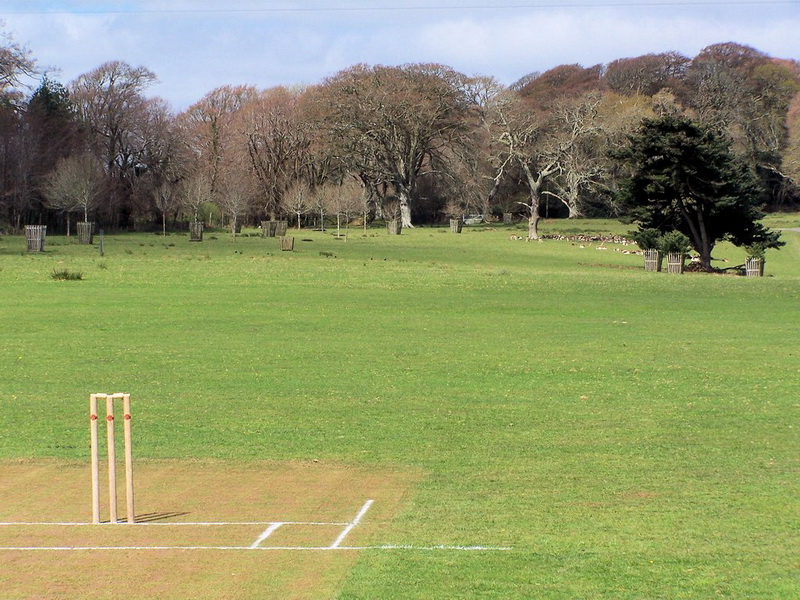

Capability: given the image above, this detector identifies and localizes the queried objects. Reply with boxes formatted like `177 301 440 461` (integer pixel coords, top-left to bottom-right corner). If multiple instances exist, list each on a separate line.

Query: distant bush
51 269 83 281
659 231 692 254
745 243 766 260
630 228 662 250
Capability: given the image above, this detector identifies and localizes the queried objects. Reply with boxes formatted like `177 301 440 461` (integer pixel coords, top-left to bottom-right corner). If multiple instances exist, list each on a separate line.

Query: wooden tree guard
280 235 295 251
387 218 402 235
77 221 94 244
189 221 203 242
643 249 662 272
275 220 288 236
262 221 278 237
666 252 685 274
745 257 764 277
449 218 463 233
25 225 46 252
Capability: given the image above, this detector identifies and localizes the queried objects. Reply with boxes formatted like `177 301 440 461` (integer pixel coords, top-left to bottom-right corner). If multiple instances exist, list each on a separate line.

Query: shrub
745 243 766 260
659 231 692 254
51 269 83 281
630 228 662 250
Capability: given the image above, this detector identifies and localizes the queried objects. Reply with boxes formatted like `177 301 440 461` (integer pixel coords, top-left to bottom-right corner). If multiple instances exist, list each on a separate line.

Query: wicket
90 393 134 524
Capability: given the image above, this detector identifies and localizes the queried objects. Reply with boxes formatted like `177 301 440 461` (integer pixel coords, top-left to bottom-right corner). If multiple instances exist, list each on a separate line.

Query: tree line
1 38 798 237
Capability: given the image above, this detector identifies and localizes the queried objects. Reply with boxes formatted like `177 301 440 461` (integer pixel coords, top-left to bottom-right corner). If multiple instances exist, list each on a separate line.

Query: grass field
1 218 798 599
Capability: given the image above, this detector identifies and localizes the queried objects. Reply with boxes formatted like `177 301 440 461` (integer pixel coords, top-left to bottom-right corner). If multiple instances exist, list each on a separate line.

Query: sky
1 0 798 112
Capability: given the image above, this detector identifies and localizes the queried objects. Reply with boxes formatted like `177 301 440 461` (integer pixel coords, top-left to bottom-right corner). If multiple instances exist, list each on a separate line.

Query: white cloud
1 2 797 110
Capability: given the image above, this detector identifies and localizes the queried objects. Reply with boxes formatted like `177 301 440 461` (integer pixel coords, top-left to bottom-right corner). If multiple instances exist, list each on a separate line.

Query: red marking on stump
107 415 114 421
90 414 98 421
124 414 131 420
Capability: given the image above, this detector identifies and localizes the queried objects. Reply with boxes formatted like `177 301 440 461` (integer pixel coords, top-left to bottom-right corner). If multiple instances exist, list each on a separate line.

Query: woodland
1 38 799 238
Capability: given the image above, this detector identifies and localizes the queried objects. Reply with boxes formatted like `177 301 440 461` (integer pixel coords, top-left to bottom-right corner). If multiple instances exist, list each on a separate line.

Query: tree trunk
567 199 580 219
399 189 414 228
520 162 545 240
528 214 540 240
678 197 712 271
699 248 712 271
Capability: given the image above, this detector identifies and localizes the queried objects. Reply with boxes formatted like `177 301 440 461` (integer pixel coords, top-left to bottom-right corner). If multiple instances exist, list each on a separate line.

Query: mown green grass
1 220 798 598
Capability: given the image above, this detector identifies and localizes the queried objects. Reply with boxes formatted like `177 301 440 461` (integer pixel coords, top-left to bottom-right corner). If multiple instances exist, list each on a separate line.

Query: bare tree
217 169 254 239
180 85 258 194
313 63 473 228
319 179 363 238
70 61 159 226
604 52 690 96
0 27 35 98
70 61 157 173
489 93 560 240
517 63 604 109
151 180 181 237
463 76 508 216
0 31 37 229
684 43 800 204
181 170 214 224
237 87 311 220
543 96 606 219
284 180 311 230
785 94 800 184
310 184 330 231
43 154 102 233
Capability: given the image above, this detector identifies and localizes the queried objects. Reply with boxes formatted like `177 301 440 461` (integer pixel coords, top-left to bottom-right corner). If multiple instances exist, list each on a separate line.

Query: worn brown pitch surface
0 459 420 600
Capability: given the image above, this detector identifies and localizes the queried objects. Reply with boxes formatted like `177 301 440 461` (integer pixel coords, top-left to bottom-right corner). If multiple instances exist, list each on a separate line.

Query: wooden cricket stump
90 393 135 524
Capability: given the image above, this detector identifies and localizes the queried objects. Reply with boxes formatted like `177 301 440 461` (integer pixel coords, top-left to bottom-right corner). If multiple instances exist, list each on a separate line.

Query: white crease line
0 545 512 552
0 521 349 526
249 522 283 549
330 499 374 549
363 545 513 551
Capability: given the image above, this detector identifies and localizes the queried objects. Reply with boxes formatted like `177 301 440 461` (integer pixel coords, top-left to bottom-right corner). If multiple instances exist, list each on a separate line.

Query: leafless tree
43 154 102 233
217 167 254 239
309 184 333 231
313 63 473 228
151 180 181 237
488 93 560 239
543 96 606 218
517 63 604 109
70 61 157 175
180 85 258 194
284 180 311 230
605 52 690 97
180 170 214 224
0 28 35 98
684 43 800 204
238 87 311 220
0 31 37 228
70 61 161 226
319 179 362 238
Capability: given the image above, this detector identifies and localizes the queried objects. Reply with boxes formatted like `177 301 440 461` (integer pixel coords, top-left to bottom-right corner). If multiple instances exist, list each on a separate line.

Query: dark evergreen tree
25 77 83 230
27 76 81 165
617 115 783 270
